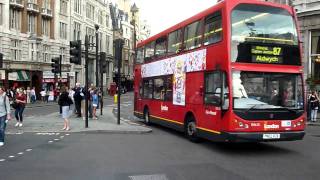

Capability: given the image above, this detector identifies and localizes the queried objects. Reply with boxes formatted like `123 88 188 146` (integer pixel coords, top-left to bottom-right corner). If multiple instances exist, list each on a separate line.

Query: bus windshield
231 4 298 62
232 71 304 110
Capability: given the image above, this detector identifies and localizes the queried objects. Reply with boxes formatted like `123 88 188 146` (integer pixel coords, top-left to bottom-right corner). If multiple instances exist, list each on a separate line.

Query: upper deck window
204 11 222 45
184 20 202 50
155 36 167 58
145 41 155 62
168 29 182 55
231 4 300 65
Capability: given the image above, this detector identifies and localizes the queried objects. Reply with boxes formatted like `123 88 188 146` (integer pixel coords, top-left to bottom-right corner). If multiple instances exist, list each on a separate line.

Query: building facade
0 0 114 96
70 0 114 90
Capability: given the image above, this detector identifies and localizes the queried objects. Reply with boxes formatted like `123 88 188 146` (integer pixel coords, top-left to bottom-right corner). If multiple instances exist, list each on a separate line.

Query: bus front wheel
185 116 200 142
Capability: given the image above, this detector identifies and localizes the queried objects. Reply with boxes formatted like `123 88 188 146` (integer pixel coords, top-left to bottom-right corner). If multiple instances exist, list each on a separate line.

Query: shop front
8 70 32 89
42 71 72 90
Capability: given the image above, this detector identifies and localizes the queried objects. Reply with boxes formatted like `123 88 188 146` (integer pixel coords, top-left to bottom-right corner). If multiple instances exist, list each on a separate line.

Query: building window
0 4 3 25
43 0 51 9
28 14 37 34
29 43 40 62
74 0 81 14
98 11 103 25
73 21 81 40
311 31 320 79
106 15 109 28
86 3 94 20
106 35 110 54
9 9 21 30
60 22 67 39
11 40 21 61
42 19 50 36
86 27 95 49
60 47 66 63
60 0 68 15
43 45 51 62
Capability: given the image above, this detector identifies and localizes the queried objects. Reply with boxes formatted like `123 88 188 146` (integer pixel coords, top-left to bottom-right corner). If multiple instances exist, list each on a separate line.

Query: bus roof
137 0 294 48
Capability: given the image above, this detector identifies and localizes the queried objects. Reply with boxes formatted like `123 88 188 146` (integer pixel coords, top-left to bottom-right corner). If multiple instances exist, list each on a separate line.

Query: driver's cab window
205 71 228 107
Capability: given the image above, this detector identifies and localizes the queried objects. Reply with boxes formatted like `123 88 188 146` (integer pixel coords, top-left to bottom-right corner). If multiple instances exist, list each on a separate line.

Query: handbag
11 101 18 109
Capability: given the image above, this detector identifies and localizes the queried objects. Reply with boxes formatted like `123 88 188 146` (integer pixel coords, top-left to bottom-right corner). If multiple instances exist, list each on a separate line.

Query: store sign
0 70 5 80
43 71 75 79
8 72 18 80
251 46 283 64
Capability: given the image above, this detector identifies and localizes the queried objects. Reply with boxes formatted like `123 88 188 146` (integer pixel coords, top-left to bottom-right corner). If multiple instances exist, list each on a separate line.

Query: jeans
31 95 36 103
0 115 6 142
15 106 25 123
311 108 318 122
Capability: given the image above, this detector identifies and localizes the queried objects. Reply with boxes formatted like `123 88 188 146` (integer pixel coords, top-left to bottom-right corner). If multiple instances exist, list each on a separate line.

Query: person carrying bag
0 87 12 147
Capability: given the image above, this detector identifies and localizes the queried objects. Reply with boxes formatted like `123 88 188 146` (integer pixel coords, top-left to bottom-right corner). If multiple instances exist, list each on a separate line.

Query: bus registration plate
263 134 280 139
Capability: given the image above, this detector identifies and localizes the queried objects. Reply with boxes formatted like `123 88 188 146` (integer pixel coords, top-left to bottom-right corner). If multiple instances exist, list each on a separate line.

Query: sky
112 0 218 36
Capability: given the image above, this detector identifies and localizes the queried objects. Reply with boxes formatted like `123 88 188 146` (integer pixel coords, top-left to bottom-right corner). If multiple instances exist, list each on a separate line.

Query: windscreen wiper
244 104 264 113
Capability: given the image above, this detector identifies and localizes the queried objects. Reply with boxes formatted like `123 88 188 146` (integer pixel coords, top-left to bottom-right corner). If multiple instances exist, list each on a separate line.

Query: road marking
17 152 24 155
26 149 32 152
54 139 59 141
8 156 15 158
129 174 169 180
60 136 64 139
66 134 70 136
48 141 53 143
0 159 5 162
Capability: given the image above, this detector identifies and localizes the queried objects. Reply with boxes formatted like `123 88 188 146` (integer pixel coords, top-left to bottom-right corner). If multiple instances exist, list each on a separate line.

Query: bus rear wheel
144 109 151 125
185 116 200 142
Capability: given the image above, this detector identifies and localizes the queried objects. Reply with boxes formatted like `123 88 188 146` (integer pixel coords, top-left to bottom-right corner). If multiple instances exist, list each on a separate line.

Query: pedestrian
0 86 11 146
14 88 26 127
73 83 83 118
307 91 312 121
26 87 31 104
40 89 46 102
309 90 319 122
92 88 99 120
30 87 36 103
58 86 73 131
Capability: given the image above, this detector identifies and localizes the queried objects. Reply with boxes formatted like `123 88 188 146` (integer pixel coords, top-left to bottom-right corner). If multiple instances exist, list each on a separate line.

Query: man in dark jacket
73 83 84 117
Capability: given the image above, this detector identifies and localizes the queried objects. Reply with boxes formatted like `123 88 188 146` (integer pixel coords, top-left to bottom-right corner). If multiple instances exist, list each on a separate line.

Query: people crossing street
0 86 11 147
14 88 26 127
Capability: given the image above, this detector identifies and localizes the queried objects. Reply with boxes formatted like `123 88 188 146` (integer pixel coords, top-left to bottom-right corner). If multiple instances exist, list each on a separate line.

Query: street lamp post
95 24 99 88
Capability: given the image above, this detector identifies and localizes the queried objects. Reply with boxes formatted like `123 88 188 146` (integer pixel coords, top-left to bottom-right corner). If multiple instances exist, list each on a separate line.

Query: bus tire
185 115 200 143
144 108 151 125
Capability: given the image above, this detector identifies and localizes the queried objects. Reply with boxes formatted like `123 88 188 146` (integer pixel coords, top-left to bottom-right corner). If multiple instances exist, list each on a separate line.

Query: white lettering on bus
264 124 279 129
161 105 168 111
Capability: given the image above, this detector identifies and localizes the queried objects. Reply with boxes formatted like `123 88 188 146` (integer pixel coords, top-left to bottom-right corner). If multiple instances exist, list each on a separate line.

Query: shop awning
8 71 30 81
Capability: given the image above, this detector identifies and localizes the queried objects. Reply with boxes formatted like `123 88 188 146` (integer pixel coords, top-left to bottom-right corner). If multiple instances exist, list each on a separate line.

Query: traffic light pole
95 25 99 88
85 35 89 128
59 55 62 87
100 61 103 116
115 39 124 125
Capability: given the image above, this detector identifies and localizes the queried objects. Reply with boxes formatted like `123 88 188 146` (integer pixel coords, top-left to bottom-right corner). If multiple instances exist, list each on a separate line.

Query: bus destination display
251 46 283 64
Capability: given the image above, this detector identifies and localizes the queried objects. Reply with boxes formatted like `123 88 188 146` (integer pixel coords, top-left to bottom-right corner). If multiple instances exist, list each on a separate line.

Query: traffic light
51 57 60 74
100 52 107 73
114 39 124 68
0 53 3 69
70 40 82 65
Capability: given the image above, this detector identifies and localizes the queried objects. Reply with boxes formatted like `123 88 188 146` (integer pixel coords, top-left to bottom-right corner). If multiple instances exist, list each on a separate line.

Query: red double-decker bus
133 0 305 142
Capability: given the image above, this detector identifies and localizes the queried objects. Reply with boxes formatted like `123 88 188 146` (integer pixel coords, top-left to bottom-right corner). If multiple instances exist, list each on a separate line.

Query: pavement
5 105 152 134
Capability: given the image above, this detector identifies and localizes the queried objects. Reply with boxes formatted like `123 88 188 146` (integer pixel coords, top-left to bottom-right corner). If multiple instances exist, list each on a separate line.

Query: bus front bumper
222 131 305 142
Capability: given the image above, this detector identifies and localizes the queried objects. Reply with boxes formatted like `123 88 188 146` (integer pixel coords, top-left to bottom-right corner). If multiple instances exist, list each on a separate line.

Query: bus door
203 70 229 130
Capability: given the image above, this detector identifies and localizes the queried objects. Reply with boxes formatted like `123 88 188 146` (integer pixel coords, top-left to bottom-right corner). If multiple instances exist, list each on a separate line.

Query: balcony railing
41 8 52 18
10 0 24 9
27 3 39 13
